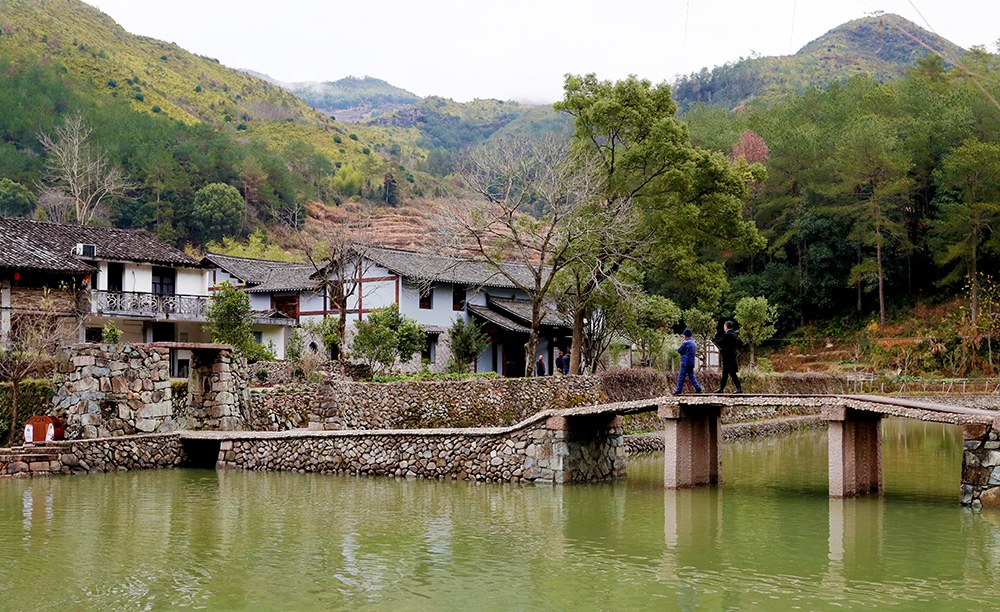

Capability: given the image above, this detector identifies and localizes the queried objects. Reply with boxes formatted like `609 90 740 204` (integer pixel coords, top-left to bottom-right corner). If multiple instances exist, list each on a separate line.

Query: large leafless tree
37 113 133 225
300 205 378 359
448 136 595 376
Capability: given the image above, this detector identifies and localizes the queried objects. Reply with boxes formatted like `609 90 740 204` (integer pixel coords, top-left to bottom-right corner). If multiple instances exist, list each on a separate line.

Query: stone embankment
1 433 183 477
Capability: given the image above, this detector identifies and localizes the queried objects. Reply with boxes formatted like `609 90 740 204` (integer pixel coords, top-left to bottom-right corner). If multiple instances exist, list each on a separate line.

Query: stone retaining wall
217 411 624 484
310 376 602 430
51 344 175 439
248 386 318 431
59 433 184 474
1 433 183 477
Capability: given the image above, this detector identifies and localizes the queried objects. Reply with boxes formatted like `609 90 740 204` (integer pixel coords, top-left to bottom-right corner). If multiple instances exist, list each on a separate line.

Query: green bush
333 135 342 144
101 320 123 344
0 380 56 447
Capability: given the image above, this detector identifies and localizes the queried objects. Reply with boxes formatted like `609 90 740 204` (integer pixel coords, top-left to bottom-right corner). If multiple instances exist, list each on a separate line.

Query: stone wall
961 423 1000 508
310 376 602 430
181 348 251 430
1 433 183 477
248 386 318 431
52 344 175 439
59 433 184 474
218 410 624 484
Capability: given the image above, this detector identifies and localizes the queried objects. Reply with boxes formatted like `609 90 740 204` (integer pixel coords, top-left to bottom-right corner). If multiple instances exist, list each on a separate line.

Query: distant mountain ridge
672 13 964 112
248 74 421 123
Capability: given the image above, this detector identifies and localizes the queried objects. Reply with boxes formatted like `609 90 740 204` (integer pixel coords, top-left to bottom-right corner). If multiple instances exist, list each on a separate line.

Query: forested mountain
0 0 443 243
673 13 964 113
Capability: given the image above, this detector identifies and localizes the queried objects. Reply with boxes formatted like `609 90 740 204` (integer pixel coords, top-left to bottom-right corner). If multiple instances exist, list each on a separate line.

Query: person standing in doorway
535 354 546 376
674 329 702 395
715 320 743 394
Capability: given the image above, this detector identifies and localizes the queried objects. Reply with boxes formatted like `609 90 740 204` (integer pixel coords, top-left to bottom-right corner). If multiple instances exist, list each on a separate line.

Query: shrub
255 368 269 384
101 321 123 344
106 79 117 88
333 135 342 143
151 105 161 113
351 305 424 374
134 93 144 101
194 84 202 93
348 133 358 141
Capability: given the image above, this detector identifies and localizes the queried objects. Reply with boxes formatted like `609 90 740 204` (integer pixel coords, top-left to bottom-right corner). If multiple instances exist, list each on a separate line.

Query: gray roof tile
0 216 200 273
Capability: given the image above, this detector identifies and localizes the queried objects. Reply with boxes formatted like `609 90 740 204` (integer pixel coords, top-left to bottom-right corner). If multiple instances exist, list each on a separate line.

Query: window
85 327 102 343
273 295 300 320
151 267 176 295
253 331 263 344
107 262 124 292
419 285 434 310
151 322 174 342
452 285 465 311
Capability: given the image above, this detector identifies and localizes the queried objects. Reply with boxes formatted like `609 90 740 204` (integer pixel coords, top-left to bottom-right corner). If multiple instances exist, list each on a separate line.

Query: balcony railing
92 290 209 320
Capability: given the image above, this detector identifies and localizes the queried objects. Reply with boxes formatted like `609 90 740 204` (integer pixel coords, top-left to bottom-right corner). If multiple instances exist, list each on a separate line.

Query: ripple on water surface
1 420 999 609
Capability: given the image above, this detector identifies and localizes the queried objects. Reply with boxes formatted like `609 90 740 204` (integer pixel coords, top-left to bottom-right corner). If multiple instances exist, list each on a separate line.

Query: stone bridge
561 393 1000 507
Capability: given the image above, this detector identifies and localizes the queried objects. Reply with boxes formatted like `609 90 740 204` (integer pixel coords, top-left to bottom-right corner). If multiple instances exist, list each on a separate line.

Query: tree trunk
5 379 19 447
971 242 979 332
876 239 886 326
569 306 585 375
337 299 348 362
524 302 543 377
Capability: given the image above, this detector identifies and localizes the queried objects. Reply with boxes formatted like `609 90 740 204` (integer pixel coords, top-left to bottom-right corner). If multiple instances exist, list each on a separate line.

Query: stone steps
0 444 66 476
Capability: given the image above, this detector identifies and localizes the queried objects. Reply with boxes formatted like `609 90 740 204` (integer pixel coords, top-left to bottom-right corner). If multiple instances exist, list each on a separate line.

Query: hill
280 76 420 123
672 13 964 113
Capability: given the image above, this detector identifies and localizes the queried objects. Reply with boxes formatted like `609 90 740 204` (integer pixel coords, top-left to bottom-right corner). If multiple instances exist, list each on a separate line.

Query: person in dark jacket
715 320 743 393
674 329 702 395
535 355 546 376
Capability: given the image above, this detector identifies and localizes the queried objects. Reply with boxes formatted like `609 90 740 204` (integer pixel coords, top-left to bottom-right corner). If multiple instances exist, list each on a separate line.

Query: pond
1 419 998 609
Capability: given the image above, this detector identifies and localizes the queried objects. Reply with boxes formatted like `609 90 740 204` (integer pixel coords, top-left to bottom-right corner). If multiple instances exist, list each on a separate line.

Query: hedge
0 379 56 446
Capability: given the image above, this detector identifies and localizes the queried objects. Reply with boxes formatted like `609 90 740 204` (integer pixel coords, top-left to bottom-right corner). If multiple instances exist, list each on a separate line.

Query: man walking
674 329 702 395
715 320 743 394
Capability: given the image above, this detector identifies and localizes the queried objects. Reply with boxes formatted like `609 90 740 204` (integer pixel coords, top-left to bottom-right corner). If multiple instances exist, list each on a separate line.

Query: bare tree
37 113 134 225
449 136 593 376
300 206 378 360
1 289 77 446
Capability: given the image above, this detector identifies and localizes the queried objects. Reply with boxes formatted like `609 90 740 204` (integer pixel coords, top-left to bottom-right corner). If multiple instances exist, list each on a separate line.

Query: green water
2 419 999 610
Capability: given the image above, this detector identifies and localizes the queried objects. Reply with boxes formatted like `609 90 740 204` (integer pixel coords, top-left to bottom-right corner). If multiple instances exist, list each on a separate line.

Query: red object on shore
24 416 65 443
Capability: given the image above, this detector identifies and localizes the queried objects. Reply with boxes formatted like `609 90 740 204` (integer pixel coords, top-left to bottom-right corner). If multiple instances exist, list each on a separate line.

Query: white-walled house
0 216 213 375
205 246 572 375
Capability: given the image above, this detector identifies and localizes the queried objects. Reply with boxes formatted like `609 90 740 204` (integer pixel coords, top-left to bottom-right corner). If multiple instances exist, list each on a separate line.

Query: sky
84 0 999 103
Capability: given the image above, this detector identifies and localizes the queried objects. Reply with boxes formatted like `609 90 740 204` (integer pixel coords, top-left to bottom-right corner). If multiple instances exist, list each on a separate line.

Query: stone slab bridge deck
175 393 1000 508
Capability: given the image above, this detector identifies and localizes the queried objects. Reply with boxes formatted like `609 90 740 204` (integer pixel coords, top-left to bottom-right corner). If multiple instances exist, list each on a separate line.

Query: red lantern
83 274 90 286
12 271 20 282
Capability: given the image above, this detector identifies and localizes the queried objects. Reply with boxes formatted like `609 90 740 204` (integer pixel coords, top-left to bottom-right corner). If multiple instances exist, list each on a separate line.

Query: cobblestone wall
60 433 184 474
310 376 602 430
248 386 317 431
219 410 623 483
961 423 1000 508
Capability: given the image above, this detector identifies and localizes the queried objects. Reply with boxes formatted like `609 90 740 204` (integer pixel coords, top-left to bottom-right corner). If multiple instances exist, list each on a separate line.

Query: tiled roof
364 246 543 289
468 304 531 334
0 216 200 273
204 253 318 293
488 296 569 328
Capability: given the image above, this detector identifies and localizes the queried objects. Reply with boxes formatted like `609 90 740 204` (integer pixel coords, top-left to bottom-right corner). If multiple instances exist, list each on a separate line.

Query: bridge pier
825 407 882 498
659 404 722 488
961 423 1000 508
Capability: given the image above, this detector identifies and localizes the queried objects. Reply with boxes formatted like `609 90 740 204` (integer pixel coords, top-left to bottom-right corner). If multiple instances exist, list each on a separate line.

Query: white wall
249 293 272 311
254 325 288 360
176 268 208 295
123 263 152 293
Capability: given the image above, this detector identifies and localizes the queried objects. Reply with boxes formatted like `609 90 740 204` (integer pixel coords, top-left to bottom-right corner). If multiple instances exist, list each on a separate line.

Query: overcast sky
84 0 999 103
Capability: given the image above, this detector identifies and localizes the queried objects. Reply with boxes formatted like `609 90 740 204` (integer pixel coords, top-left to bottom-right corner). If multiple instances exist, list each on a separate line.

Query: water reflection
1 420 999 609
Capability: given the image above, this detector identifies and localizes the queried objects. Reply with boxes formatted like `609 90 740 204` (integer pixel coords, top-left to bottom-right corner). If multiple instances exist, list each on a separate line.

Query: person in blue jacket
674 329 702 395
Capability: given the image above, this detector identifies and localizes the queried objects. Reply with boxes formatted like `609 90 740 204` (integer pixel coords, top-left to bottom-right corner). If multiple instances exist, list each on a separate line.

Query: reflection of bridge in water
559 394 1000 508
